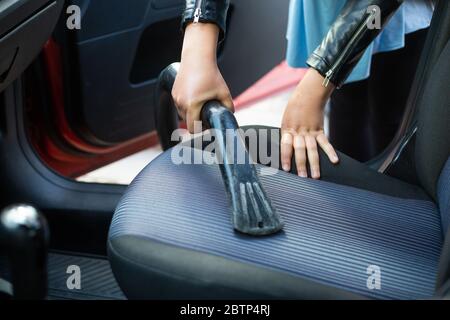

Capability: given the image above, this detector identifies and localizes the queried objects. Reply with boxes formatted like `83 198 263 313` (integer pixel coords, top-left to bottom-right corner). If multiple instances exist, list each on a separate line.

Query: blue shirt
286 0 434 84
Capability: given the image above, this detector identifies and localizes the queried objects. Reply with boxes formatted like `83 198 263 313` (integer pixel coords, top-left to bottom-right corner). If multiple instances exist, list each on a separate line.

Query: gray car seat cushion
109 148 442 300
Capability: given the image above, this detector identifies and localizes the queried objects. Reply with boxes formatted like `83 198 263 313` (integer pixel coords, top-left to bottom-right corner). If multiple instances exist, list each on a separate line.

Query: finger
172 96 187 121
293 135 307 178
317 133 339 164
186 106 203 134
305 135 320 179
219 92 235 113
280 132 294 172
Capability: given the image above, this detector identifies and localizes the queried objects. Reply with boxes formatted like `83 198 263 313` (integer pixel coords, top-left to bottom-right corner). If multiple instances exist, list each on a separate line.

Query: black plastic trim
0 80 126 254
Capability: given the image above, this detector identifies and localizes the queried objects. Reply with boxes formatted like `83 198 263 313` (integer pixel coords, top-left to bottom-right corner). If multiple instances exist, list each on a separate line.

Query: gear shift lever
0 204 49 299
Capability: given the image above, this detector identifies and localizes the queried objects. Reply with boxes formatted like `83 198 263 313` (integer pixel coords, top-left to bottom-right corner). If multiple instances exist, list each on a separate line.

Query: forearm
307 0 404 88
173 11 234 133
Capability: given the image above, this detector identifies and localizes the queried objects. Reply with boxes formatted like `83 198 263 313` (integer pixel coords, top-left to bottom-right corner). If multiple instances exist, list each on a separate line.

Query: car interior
0 0 449 300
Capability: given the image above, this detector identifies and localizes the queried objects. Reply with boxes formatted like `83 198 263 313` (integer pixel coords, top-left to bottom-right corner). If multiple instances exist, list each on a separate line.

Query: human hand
172 23 234 133
281 68 339 179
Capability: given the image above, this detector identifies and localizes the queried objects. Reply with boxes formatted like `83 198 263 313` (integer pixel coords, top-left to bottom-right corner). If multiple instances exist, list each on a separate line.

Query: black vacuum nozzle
157 63 284 236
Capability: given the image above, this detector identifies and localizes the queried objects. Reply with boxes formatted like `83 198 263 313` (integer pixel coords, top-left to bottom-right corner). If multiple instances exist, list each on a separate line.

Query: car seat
107 2 450 299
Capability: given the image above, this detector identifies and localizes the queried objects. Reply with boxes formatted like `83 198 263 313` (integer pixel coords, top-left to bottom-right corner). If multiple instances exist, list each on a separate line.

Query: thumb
219 92 235 113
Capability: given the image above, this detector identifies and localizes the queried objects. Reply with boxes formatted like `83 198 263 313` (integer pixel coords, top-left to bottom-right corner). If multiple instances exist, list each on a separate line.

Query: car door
0 0 63 93
36 0 290 177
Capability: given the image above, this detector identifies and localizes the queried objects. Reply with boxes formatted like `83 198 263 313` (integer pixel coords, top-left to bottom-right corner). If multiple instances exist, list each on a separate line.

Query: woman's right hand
172 23 234 134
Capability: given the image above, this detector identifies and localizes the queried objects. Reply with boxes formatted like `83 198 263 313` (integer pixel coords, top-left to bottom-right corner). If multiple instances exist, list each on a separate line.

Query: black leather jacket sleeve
307 0 404 88
182 0 230 41
181 0 404 88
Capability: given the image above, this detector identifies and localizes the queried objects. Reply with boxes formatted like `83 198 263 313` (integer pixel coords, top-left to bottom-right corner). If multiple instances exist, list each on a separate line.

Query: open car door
37 0 290 177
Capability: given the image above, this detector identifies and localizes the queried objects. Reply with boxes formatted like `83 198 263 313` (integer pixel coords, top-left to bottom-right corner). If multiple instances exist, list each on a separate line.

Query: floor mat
0 252 125 300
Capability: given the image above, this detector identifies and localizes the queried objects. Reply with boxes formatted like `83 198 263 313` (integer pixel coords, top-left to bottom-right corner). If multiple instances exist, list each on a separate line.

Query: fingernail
281 133 293 144
312 171 320 179
299 171 307 178
282 164 290 172
333 156 339 163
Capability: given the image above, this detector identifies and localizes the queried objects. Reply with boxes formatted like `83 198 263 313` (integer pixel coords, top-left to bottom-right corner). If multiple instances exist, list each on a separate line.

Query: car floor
0 252 125 300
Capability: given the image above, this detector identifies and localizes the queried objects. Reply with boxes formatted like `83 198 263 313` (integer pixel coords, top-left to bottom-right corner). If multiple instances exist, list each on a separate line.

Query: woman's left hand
281 68 339 179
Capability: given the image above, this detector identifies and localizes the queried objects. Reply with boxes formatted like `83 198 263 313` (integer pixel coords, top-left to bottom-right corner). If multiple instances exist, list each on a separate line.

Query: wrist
289 68 335 112
181 23 219 63
308 68 335 98
297 68 335 105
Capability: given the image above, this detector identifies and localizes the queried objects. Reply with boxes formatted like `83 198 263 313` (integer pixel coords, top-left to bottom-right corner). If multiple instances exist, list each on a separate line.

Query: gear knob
0 204 49 299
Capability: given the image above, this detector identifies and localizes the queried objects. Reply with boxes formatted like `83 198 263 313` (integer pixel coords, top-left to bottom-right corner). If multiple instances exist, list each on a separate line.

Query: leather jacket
182 0 405 88
182 0 230 42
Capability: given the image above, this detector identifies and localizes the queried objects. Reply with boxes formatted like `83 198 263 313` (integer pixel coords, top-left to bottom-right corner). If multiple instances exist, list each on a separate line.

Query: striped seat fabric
109 150 448 300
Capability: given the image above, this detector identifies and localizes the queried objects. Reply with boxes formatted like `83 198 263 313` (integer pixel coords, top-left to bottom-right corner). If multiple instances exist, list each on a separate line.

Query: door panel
62 0 290 145
65 0 184 145
0 0 63 92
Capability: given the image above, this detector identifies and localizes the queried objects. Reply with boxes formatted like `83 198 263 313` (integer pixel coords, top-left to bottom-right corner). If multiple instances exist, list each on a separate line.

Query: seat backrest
438 157 450 234
416 37 450 295
436 158 450 292
414 38 450 201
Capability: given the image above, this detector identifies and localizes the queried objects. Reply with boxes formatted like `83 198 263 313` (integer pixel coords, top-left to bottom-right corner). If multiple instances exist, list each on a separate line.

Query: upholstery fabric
109 148 442 300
